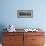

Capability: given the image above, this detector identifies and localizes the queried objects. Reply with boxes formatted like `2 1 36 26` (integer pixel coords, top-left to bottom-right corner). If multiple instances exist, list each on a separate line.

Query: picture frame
17 10 33 18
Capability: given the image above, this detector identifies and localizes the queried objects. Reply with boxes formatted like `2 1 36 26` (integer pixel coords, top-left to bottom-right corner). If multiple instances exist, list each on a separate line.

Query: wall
0 0 46 31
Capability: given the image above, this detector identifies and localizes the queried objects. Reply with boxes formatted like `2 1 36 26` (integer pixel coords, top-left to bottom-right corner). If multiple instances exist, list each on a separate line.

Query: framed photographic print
17 10 33 18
